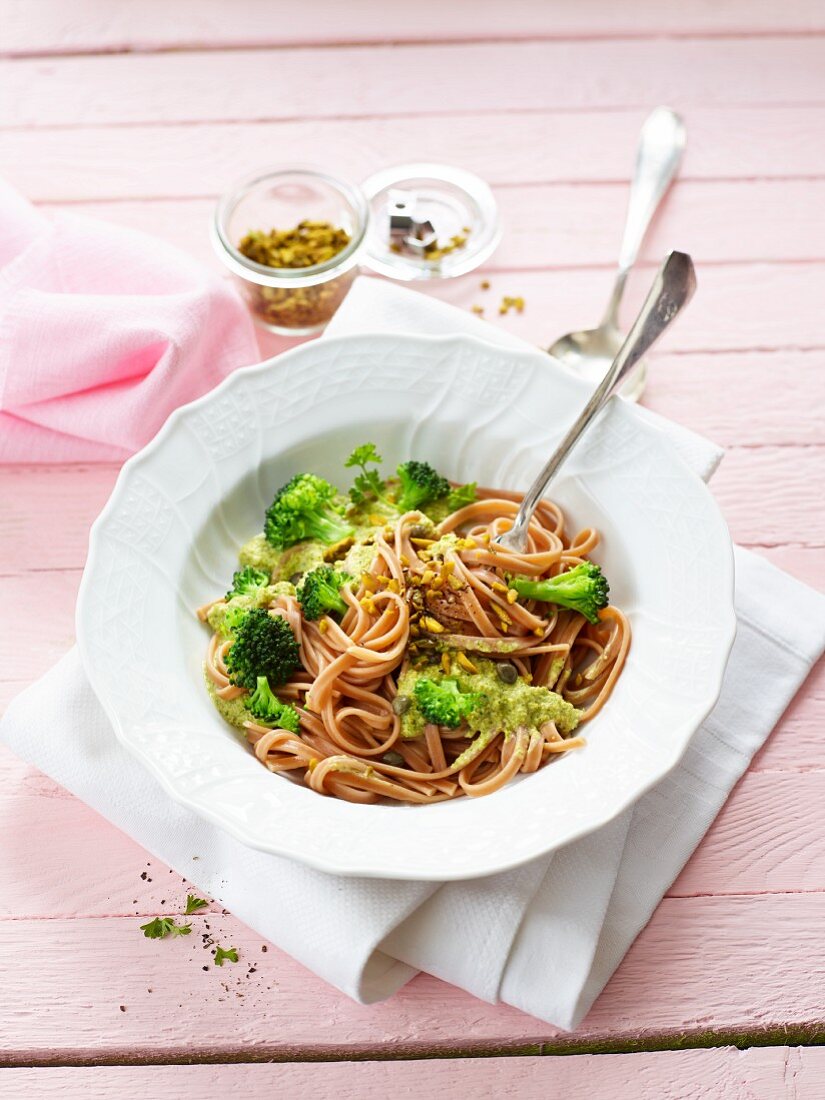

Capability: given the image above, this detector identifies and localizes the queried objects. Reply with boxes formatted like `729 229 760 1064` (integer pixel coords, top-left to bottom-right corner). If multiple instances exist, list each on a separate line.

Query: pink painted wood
1 1 824 1088
0 1047 823 1098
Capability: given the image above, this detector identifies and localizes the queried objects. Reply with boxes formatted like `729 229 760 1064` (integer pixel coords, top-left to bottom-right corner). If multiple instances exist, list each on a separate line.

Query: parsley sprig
140 916 192 940
184 894 209 915
214 945 239 966
345 443 389 506
140 894 208 939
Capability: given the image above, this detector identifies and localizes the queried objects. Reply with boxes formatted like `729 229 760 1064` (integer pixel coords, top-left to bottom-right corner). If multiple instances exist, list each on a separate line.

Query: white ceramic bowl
76 333 736 880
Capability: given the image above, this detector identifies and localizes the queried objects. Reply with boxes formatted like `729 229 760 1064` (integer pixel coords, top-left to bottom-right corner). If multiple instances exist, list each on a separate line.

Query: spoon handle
602 107 686 327
499 252 696 553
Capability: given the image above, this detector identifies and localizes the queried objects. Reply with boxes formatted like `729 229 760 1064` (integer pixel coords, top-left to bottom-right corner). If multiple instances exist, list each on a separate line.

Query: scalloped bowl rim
76 331 736 880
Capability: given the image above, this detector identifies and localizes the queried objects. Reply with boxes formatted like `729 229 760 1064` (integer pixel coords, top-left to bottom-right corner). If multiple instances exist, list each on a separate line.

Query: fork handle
502 252 696 552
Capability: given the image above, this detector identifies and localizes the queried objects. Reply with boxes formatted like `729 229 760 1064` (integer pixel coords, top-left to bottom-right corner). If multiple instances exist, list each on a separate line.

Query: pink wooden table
2 3 824 1095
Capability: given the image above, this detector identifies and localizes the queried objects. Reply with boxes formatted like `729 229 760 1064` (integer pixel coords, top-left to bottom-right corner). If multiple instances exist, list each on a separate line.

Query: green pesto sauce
343 536 378 578
206 582 297 637
238 532 325 582
204 668 249 730
422 496 452 524
450 638 521 655
546 655 566 690
422 531 461 558
237 533 282 574
237 488 451 587
396 655 581 741
238 520 383 586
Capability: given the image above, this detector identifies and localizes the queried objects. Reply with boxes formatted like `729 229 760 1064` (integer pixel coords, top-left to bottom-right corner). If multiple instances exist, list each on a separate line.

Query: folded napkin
3 279 824 1030
0 178 258 462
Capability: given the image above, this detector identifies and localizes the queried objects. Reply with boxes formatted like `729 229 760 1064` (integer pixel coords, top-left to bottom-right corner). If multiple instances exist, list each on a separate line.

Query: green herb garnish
345 442 388 506
140 917 192 940
214 945 239 967
184 895 209 915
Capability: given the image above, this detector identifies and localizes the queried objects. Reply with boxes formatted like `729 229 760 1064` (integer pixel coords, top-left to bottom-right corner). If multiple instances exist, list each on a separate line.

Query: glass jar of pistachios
212 169 368 335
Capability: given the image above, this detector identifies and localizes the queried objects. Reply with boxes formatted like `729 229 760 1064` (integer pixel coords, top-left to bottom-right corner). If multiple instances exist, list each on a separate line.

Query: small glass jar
212 169 369 335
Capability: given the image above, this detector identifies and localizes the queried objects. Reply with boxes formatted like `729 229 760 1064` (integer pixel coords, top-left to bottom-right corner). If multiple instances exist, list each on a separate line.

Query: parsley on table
140 917 192 940
184 894 209 915
214 945 239 967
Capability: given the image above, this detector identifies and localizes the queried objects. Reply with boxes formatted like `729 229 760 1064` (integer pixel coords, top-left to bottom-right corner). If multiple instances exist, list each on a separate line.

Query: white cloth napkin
3 279 824 1030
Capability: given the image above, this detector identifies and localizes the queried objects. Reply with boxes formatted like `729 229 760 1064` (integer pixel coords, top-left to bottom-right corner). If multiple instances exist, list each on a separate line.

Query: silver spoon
495 250 696 554
548 107 686 402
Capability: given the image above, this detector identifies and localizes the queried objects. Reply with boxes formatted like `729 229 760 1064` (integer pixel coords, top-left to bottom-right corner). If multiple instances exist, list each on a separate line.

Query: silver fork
495 250 697 554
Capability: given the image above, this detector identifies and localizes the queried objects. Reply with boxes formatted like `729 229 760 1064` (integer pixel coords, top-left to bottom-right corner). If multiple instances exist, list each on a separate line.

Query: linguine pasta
199 485 630 805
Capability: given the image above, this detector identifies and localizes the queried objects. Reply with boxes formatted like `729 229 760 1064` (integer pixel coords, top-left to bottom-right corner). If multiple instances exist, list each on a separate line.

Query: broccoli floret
413 677 485 729
395 460 451 513
225 607 301 690
221 604 250 637
298 564 352 620
225 564 270 601
246 675 301 733
264 473 353 549
208 580 297 638
509 562 610 625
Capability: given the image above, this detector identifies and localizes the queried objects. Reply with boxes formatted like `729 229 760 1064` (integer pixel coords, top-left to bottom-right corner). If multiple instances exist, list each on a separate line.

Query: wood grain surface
1 1047 824 1098
1 0 824 1088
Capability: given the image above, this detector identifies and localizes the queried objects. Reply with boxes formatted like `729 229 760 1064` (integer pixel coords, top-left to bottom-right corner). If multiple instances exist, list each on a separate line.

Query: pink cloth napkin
0 179 259 462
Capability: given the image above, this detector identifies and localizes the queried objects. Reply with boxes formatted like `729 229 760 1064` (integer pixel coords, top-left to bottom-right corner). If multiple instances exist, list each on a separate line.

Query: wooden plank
711 447 825 547
1 570 81 684
3 736 824 922
4 0 825 56
1 1047 823 1097
0 465 117 572
0 229 820 356
3 37 825 132
22 180 825 271
646 350 825 447
670 769 825 896
0 894 823 1061
431 264 825 355
7 104 825 195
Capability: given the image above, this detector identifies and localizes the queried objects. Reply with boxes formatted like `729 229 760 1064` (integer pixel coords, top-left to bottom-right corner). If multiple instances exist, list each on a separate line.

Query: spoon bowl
548 323 646 402
549 107 684 400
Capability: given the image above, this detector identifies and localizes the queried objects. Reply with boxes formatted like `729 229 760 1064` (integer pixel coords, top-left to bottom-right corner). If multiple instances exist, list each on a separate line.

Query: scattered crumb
470 305 484 316
261 945 268 953
119 1005 126 1013
499 295 525 316
202 965 209 971
140 872 148 881
480 279 490 290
